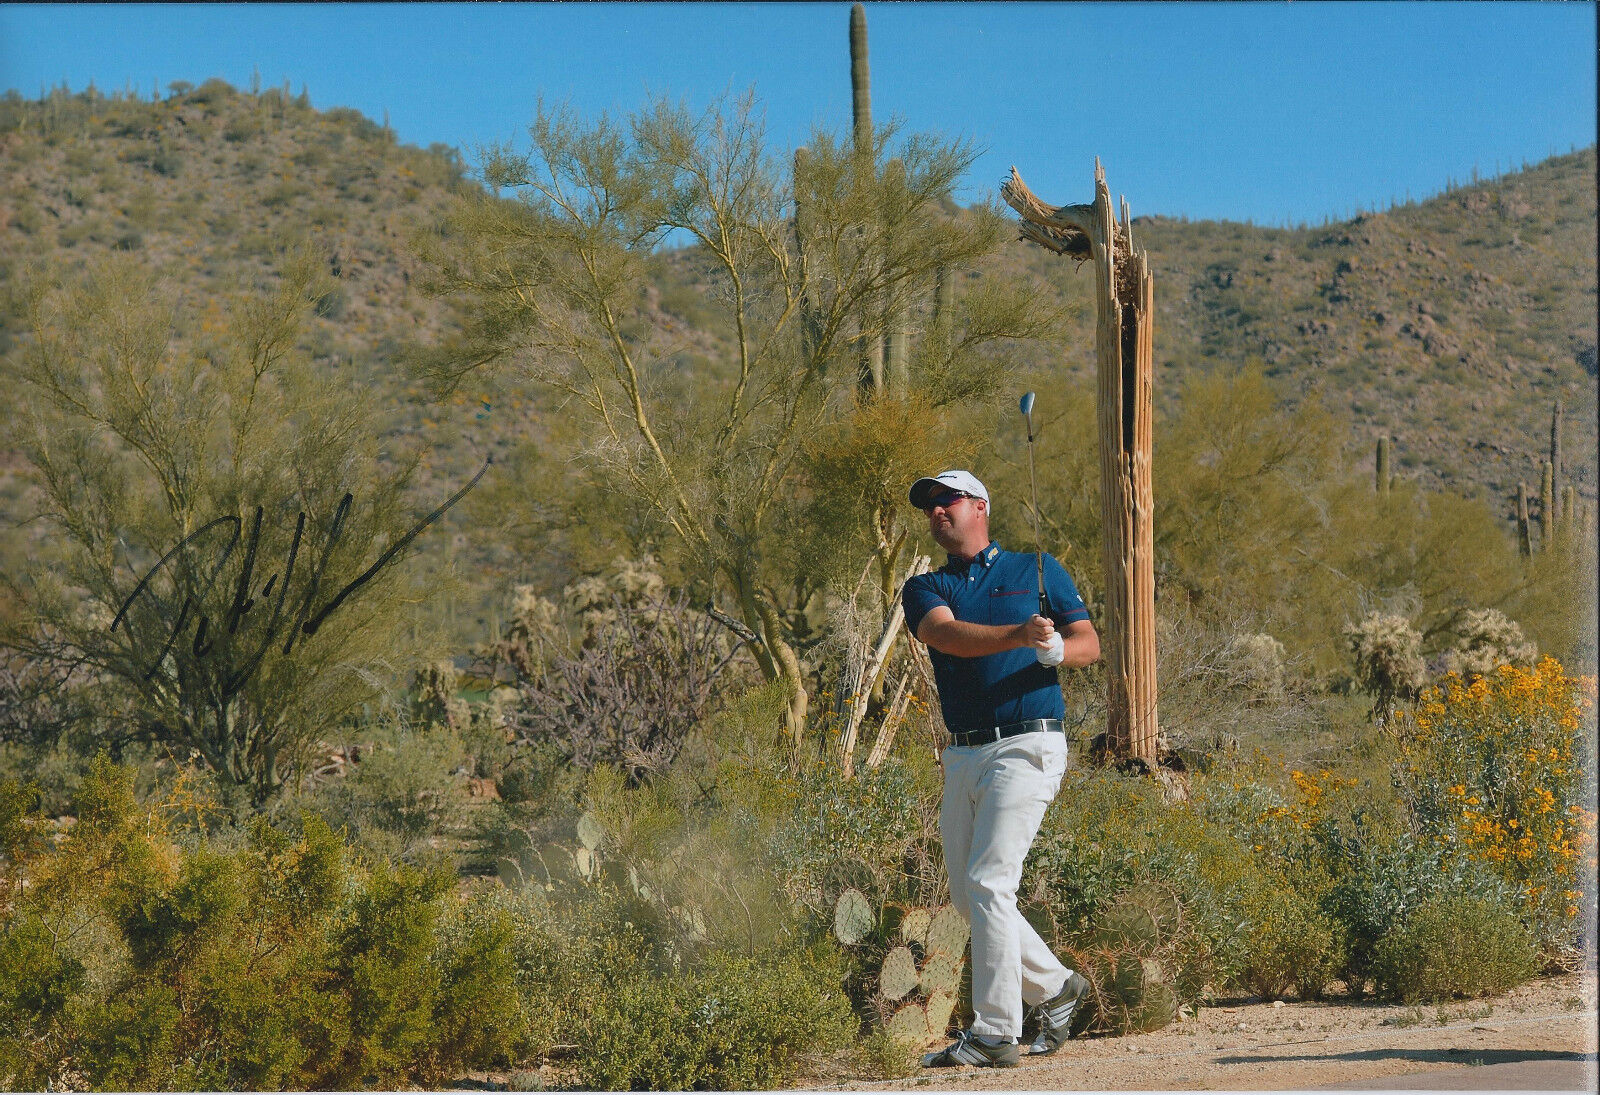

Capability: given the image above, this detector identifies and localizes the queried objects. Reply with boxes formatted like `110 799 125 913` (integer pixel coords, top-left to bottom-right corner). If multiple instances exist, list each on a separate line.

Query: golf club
1019 392 1048 616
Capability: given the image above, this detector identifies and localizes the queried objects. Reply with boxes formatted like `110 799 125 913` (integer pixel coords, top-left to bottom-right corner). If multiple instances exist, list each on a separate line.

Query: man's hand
1036 631 1066 666
1021 613 1058 655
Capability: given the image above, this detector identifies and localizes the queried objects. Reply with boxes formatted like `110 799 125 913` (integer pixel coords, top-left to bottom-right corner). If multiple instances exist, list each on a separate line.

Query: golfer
902 469 1100 1069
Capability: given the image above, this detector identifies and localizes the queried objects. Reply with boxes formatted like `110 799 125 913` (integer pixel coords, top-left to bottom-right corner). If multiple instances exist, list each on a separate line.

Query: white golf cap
909 470 990 511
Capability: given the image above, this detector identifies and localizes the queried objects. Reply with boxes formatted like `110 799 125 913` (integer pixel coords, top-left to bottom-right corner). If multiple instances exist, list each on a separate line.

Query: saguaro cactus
1516 481 1532 558
793 147 821 362
1375 436 1391 495
1550 398 1564 523
850 3 872 154
848 3 884 394
1540 459 1555 549
1002 162 1158 764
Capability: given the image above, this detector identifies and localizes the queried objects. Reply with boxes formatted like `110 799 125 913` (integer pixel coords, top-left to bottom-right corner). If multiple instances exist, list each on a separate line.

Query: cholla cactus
1229 633 1287 700
1345 612 1426 718
565 555 668 640
497 585 563 678
1441 608 1538 680
412 659 469 731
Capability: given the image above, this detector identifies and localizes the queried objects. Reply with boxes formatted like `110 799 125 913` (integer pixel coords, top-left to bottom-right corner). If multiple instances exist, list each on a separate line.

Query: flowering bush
1393 657 1596 953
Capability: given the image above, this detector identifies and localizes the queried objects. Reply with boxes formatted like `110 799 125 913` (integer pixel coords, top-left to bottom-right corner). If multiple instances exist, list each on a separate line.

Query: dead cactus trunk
1002 160 1158 765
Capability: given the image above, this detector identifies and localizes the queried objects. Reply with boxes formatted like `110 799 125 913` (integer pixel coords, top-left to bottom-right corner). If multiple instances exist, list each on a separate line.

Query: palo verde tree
416 93 1043 741
3 247 472 804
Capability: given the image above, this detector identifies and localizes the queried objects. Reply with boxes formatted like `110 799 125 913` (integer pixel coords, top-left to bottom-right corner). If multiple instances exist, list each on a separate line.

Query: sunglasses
923 490 973 512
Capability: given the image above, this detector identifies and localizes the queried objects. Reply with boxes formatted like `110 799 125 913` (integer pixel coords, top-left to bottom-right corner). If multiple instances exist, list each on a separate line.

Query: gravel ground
804 970 1598 1092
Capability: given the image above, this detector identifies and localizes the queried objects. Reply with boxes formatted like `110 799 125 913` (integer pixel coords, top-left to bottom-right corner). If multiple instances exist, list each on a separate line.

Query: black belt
947 718 1063 748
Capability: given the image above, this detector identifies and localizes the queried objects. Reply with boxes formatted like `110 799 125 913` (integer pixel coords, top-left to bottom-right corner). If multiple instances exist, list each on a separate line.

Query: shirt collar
946 541 1002 570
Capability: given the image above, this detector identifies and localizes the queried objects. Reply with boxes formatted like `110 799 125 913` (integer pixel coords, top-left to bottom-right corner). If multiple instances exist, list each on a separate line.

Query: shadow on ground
1218 1047 1593 1067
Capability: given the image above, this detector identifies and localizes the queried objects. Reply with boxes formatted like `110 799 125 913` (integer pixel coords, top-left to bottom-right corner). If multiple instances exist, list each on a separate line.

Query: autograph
111 456 492 690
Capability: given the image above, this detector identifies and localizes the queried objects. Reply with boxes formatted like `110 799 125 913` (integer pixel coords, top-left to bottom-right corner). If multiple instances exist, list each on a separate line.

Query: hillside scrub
1 246 463 804
413 93 1058 738
0 86 1593 664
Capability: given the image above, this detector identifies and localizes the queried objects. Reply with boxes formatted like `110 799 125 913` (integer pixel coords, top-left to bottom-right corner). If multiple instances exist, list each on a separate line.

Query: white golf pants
941 730 1071 1040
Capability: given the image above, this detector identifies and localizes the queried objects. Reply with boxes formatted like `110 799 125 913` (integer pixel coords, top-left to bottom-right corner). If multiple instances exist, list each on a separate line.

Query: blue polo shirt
902 542 1091 733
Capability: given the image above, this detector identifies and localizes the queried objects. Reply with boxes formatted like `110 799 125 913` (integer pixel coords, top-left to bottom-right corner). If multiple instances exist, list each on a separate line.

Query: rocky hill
1 82 1594 639
1131 151 1595 513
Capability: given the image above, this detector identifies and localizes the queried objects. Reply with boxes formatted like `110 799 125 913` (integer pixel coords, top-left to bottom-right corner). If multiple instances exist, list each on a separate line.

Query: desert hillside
1 82 1594 636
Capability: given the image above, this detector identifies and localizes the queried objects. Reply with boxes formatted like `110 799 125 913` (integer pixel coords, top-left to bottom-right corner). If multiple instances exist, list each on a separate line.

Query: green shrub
313 282 348 319
110 847 243 968
1026 769 1261 1005
150 146 182 177
1369 894 1537 1002
187 78 236 107
332 862 454 1083
74 981 183 1089
1320 841 1519 993
761 756 942 914
0 758 540 1089
431 898 530 1071
222 114 261 142
0 912 87 1085
578 944 853 1091
304 727 469 861
262 179 305 208
1234 877 1344 1000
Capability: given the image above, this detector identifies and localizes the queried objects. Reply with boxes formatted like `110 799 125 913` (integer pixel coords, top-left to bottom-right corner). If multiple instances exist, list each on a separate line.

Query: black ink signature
111 455 492 689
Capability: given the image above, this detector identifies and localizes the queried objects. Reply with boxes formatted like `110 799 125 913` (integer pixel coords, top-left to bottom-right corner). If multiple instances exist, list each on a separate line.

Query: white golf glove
1036 631 1065 667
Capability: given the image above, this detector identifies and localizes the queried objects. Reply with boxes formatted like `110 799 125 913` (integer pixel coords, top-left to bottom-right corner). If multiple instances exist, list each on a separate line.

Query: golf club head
1019 391 1036 417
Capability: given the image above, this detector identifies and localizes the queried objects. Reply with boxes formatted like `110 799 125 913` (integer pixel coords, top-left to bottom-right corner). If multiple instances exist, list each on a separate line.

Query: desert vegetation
0 31 1595 1092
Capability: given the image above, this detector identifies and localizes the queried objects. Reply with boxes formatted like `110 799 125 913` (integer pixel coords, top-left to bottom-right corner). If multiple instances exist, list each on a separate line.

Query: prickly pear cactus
832 896 972 1048
897 906 932 948
834 888 875 946
1095 881 1182 949
879 945 918 1002
1104 954 1179 1033
926 904 968 960
496 811 608 892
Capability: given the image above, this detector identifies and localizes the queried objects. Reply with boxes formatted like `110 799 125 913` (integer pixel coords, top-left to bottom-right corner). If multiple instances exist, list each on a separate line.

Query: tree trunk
729 568 807 746
1001 161 1158 765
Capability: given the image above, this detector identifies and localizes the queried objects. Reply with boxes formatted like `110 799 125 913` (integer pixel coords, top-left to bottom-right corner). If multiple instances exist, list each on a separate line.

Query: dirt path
808 970 1598 1092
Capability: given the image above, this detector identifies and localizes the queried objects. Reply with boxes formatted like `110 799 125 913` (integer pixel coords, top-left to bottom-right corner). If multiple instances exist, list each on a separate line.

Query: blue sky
2 2 1594 225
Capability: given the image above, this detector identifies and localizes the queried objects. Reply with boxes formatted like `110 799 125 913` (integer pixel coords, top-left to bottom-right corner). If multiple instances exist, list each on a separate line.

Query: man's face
924 489 987 553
